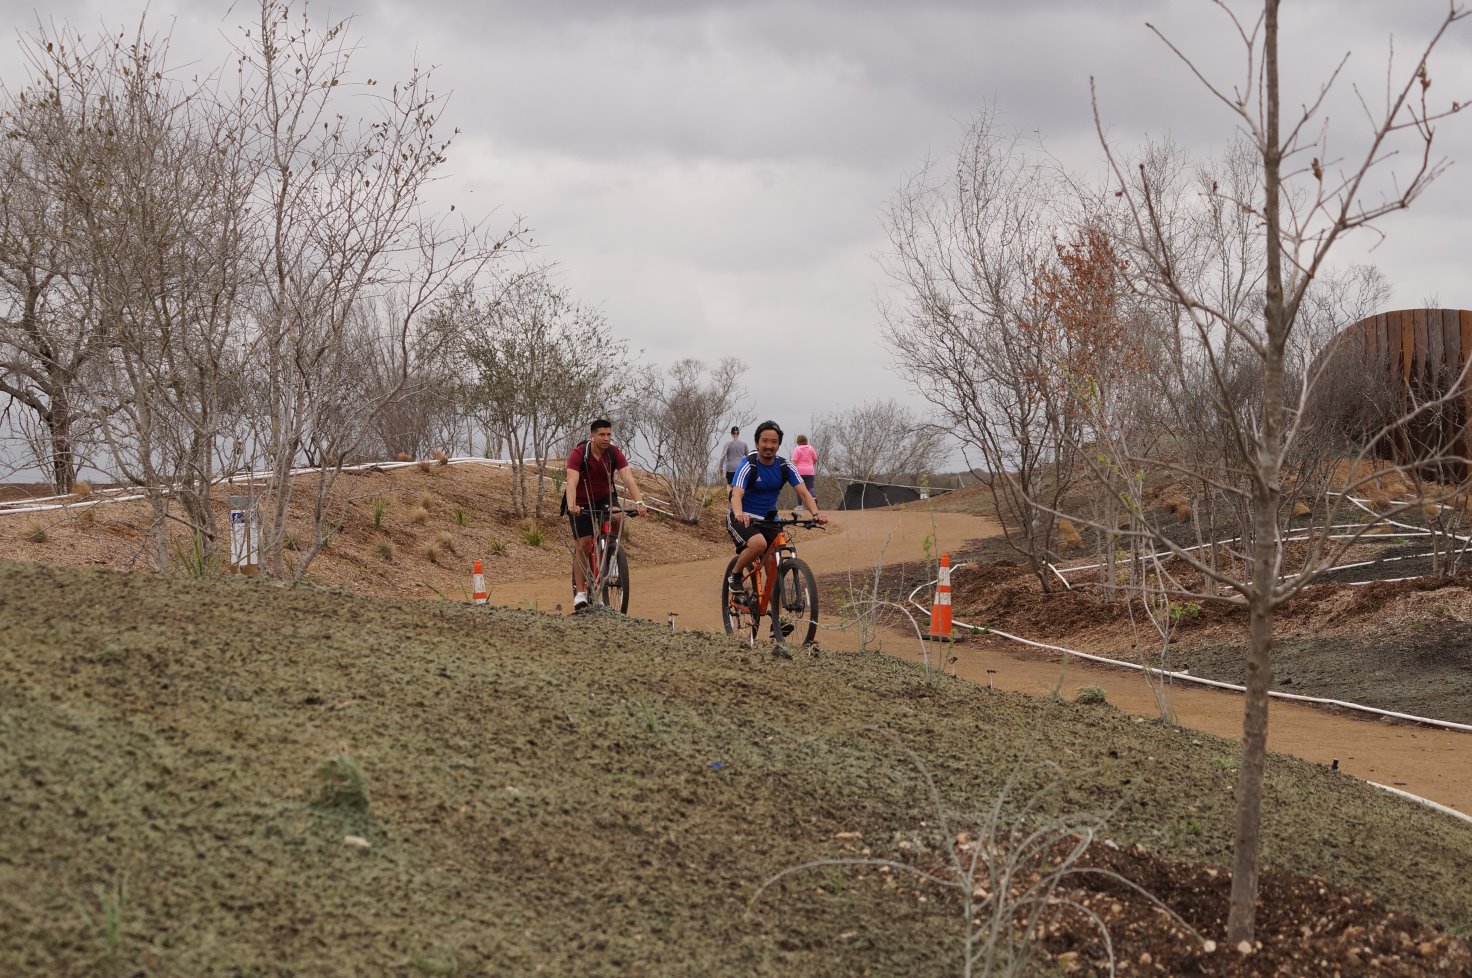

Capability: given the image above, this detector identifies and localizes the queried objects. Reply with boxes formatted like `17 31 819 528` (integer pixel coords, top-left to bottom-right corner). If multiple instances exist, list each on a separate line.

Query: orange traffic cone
926 553 955 640
471 560 488 605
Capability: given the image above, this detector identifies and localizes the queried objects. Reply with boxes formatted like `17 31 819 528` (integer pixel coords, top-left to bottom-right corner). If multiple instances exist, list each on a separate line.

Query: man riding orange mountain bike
727 420 827 597
565 419 647 611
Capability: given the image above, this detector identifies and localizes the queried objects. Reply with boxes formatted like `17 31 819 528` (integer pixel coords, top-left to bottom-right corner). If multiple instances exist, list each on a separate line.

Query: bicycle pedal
779 622 795 638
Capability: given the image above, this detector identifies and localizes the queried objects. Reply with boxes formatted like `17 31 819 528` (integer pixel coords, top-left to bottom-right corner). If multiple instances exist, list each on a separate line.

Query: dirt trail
493 508 1472 815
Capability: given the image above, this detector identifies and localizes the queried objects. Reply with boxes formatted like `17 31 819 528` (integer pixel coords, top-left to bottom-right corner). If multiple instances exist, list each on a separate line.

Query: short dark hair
754 420 783 444
589 418 612 432
730 426 740 434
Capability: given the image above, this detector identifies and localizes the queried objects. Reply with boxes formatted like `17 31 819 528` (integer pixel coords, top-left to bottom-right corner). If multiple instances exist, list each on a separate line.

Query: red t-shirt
566 442 628 506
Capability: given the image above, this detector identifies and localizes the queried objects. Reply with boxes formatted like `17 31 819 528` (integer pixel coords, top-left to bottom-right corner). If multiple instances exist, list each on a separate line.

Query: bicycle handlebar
572 504 641 516
748 510 826 529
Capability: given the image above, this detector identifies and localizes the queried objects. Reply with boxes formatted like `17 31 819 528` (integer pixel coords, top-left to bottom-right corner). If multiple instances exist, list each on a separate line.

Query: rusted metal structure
1345 308 1472 392
1331 308 1472 470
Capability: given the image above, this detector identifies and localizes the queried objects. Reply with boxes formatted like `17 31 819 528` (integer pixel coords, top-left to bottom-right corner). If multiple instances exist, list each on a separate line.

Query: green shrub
1167 601 1202 625
315 755 368 814
1075 685 1108 706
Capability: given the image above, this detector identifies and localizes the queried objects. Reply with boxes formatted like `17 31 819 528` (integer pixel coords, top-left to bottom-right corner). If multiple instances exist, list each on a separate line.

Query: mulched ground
1042 842 1472 976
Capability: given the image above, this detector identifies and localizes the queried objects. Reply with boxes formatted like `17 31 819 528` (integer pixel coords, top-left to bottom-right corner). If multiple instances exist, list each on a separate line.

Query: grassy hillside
2 560 1469 977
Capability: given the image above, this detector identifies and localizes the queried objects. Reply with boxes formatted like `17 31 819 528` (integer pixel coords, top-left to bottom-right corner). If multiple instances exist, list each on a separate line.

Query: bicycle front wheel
721 555 759 646
601 547 630 614
777 557 819 646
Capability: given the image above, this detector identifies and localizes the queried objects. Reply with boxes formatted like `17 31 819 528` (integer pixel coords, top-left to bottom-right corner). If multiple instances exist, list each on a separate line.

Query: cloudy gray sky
6 0 1472 456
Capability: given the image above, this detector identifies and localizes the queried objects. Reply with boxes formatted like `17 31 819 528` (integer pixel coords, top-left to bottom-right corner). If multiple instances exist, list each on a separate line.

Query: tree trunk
48 403 76 496
1227 0 1283 945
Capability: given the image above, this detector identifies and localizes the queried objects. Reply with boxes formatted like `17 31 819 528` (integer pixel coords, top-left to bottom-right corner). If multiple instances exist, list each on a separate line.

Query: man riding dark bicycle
727 420 826 595
565 419 647 610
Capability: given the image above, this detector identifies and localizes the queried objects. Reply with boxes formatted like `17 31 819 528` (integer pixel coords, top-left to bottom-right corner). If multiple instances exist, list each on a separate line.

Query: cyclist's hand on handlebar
634 500 647 517
737 511 751 527
569 502 582 516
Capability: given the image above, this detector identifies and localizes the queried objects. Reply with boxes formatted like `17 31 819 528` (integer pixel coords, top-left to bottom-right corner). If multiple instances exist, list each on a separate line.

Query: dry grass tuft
1173 502 1192 521
1382 479 1410 499
1365 489 1392 511
433 450 449 466
417 459 434 475
25 521 48 544
431 530 456 555
407 506 430 527
425 540 443 565
1424 503 1444 520
395 453 412 463
1291 500 1311 518
375 540 394 561
71 480 93 498
1157 488 1189 513
414 491 434 510
1055 519 1082 550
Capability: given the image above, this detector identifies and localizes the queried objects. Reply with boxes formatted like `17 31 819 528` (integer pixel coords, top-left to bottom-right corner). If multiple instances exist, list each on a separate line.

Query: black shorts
725 471 736 485
568 497 616 539
726 511 780 550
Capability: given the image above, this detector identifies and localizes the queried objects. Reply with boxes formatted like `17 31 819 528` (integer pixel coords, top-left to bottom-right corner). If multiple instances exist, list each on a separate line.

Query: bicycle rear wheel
720 555 759 646
601 547 630 613
777 557 819 646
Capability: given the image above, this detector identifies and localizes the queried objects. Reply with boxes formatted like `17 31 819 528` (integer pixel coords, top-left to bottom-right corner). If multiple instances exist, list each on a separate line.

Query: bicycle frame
744 531 790 618
572 505 634 611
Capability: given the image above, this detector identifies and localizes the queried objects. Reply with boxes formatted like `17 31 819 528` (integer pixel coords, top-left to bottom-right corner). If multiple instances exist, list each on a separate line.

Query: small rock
1418 941 1437 958
1236 940 1254 955
343 834 371 849
1202 940 1217 953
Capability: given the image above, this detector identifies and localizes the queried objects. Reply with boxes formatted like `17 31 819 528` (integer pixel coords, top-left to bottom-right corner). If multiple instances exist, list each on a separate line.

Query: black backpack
731 451 794 495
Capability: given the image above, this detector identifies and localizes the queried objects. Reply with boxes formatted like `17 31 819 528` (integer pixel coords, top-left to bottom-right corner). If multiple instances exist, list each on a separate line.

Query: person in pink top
791 434 818 500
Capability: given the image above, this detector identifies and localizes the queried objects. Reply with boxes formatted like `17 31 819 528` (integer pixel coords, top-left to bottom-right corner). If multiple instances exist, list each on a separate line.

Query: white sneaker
573 591 588 611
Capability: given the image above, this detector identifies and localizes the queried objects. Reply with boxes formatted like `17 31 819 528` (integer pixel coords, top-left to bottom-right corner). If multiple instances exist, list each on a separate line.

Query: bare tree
624 357 746 522
810 398 945 486
1095 0 1470 942
224 1 520 577
455 268 630 519
0 41 115 495
881 111 1083 590
2 22 257 568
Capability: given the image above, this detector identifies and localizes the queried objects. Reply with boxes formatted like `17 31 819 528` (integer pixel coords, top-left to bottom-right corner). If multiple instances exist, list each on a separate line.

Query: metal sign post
228 495 260 576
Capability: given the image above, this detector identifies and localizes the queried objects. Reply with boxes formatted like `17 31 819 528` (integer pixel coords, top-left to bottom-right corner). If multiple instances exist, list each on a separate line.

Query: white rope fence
0 455 693 522
907 567 1472 825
